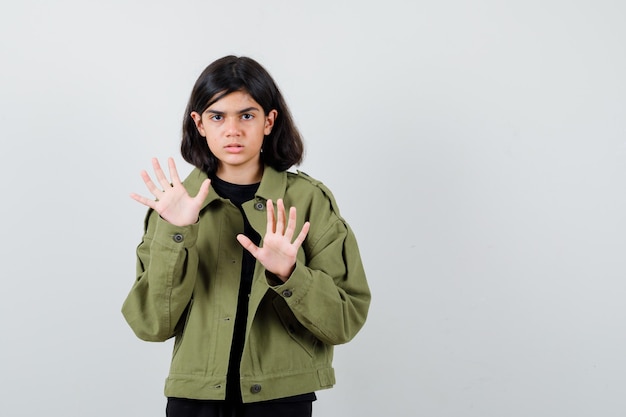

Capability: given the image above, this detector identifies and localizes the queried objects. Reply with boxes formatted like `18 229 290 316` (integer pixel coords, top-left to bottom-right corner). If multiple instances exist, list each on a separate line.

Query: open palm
130 157 210 227
237 198 310 282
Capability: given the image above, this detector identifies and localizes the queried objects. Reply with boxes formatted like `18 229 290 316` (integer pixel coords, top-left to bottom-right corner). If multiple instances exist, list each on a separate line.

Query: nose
225 117 241 136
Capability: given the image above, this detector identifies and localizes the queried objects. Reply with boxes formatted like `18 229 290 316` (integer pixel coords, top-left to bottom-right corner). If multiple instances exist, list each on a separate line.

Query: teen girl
122 56 371 417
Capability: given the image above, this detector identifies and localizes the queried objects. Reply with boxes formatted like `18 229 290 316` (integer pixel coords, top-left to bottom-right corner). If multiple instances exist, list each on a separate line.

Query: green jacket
122 166 371 403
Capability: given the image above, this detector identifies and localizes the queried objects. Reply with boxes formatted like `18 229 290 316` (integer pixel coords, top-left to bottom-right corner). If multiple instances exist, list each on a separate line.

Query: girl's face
191 90 276 184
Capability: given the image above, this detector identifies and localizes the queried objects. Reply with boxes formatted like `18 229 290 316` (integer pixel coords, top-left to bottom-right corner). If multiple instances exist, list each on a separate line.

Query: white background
1 1 625 416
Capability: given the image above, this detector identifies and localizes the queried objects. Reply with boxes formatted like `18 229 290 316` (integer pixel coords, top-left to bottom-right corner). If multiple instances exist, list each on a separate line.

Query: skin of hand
237 198 310 282
130 157 211 227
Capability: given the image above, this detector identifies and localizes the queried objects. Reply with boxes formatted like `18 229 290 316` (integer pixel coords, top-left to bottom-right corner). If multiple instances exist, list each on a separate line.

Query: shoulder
287 170 320 185
285 170 343 218
286 170 354 251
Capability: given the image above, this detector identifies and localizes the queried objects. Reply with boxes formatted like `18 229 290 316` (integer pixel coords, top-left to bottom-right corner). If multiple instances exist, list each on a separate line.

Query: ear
190 111 206 137
264 109 278 135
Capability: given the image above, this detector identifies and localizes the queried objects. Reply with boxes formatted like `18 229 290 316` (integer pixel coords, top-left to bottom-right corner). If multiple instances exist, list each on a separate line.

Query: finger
130 192 157 209
275 199 286 235
194 179 211 202
152 158 172 190
237 234 259 258
140 170 163 197
168 157 182 185
266 199 275 234
283 206 297 240
292 221 310 247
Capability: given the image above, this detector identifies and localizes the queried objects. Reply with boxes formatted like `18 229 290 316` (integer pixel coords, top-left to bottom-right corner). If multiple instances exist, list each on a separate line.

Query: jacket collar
183 165 288 209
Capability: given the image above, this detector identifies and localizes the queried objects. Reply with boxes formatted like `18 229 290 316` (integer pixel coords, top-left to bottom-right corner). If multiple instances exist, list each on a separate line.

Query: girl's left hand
237 199 310 282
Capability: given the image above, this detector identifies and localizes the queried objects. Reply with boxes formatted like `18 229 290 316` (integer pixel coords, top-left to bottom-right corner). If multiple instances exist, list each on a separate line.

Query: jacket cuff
272 261 311 304
152 215 199 250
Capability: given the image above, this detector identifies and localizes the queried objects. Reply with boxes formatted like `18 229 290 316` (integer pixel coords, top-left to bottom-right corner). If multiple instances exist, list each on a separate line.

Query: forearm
272 223 371 345
122 213 200 341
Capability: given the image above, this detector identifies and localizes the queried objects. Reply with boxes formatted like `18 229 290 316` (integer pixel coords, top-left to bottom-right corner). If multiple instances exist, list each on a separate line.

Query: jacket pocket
272 297 318 358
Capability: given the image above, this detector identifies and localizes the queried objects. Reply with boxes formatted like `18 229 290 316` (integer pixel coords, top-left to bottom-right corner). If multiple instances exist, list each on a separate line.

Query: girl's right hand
130 157 211 227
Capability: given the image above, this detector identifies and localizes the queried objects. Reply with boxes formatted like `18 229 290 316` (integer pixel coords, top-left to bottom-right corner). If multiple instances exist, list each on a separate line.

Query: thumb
194 179 211 202
237 234 259 258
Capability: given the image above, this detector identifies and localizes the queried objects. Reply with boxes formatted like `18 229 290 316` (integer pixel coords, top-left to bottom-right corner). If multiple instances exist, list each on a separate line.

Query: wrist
274 264 296 283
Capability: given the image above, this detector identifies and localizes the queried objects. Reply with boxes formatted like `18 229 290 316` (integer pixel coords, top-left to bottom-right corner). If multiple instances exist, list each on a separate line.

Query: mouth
224 143 244 154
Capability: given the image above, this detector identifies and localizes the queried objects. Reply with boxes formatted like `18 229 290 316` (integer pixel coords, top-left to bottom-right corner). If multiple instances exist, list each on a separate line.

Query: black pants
166 398 313 417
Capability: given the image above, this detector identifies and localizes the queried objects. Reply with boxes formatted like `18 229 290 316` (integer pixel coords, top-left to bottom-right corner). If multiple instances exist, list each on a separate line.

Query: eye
210 114 223 121
241 113 254 120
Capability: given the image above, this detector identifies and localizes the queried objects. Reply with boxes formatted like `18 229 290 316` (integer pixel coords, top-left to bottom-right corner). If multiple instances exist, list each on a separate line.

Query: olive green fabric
122 166 371 403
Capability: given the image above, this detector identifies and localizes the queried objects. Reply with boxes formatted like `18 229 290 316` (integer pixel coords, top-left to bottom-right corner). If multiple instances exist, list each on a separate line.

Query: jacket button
250 384 262 394
254 201 265 211
282 289 293 298
172 233 184 243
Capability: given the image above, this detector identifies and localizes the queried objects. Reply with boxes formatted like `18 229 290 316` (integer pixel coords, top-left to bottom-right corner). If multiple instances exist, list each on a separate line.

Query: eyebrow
205 106 261 115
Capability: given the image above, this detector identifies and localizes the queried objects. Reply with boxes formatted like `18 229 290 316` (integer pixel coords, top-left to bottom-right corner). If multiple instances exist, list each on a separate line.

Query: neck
216 163 263 185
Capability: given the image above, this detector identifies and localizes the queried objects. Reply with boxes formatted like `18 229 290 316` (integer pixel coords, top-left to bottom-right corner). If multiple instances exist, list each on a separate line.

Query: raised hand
237 198 310 282
130 157 211 227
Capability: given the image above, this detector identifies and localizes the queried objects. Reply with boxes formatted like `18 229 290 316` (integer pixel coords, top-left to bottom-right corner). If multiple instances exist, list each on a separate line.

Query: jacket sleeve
121 209 200 342
273 211 371 346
